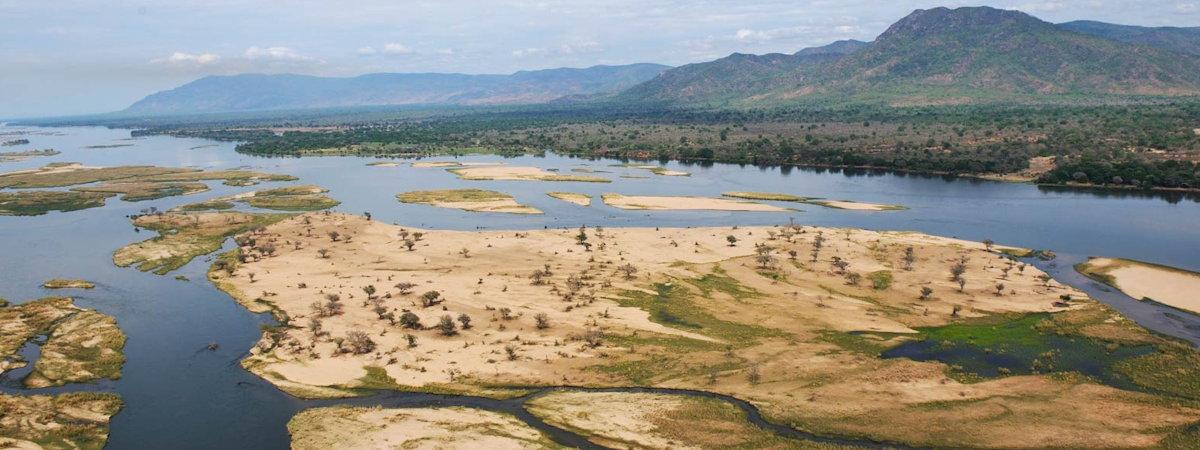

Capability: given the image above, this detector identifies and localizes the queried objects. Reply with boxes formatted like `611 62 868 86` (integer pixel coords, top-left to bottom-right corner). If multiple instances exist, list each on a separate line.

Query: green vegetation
398 188 508 203
686 266 761 300
175 199 235 211
884 310 1200 400
0 191 112 216
72 181 209 201
613 280 780 346
242 185 340 211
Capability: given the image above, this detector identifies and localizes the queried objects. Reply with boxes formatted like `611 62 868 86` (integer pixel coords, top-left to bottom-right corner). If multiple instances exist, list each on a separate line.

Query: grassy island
113 211 292 274
41 279 96 289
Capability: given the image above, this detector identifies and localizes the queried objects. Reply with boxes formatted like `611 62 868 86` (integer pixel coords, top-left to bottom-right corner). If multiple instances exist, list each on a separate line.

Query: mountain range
123 6 1200 114
125 64 670 114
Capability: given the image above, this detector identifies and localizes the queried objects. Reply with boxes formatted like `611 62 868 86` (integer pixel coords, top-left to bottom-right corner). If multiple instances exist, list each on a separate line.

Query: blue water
1 125 1198 449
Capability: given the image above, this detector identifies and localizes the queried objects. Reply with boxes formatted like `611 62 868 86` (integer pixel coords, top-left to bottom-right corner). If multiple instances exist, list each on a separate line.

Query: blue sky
2 0 1198 118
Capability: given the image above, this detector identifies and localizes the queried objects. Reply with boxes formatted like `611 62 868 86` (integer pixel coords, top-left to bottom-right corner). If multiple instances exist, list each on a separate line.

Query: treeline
1040 157 1200 190
116 99 1200 189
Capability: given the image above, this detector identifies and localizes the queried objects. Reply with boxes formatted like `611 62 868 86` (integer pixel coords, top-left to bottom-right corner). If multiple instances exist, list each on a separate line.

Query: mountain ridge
125 63 670 114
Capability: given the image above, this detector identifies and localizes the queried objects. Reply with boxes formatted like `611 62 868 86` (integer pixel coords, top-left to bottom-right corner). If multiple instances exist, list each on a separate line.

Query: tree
437 314 457 336
903 247 915 270
420 290 442 307
831 256 849 274
983 239 995 251
995 283 1005 296
399 312 422 329
344 331 375 354
618 263 638 280
362 285 377 299
457 313 472 329
505 344 519 361
583 327 603 348
404 239 415 251
499 307 513 320
317 248 330 259
754 244 775 269
747 364 761 384
951 305 962 317
950 260 967 282
327 231 340 242
575 226 590 251
459 247 470 258
957 277 967 292
726 235 738 247
405 333 418 348
845 272 862 285
307 317 323 335
920 286 933 300
394 282 416 295
535 313 550 329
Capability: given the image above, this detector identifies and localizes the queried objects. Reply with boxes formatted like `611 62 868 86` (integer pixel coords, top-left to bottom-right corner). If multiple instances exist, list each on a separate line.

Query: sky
2 0 1198 119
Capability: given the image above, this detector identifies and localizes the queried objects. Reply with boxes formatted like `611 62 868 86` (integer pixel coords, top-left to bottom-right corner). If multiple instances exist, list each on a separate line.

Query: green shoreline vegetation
108 100 1200 193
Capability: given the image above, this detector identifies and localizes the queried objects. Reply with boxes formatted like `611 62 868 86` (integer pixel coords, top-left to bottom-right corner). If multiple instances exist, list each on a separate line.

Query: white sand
602 194 789 212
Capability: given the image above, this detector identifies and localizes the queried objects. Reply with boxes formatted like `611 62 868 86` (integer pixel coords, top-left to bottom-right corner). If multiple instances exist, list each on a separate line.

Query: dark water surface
1 125 1198 449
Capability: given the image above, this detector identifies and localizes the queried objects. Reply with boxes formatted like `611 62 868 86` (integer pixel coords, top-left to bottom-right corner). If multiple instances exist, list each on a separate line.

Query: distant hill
619 40 866 104
125 64 670 114
623 7 1200 106
1059 20 1200 56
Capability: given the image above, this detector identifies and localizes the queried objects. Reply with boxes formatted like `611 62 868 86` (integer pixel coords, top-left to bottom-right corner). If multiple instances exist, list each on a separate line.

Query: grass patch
722 191 812 202
613 281 781 346
686 266 760 300
72 181 209 201
114 212 292 275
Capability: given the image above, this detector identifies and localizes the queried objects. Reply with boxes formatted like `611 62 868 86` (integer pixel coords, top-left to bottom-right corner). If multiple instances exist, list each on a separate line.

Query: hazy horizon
3 0 1199 119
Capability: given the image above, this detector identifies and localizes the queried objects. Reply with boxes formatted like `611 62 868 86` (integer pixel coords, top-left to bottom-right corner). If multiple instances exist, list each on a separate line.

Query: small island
449 165 610 182
1076 257 1200 314
547 191 591 206
42 278 96 289
601 193 791 211
397 189 542 214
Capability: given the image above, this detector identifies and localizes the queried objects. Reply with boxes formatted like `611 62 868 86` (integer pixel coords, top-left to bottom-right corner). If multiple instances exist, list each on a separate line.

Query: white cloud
356 46 377 55
735 26 813 43
1018 1 1066 13
436 48 455 55
558 40 602 54
243 46 315 62
1178 2 1198 13
382 42 413 55
152 51 220 65
512 47 546 57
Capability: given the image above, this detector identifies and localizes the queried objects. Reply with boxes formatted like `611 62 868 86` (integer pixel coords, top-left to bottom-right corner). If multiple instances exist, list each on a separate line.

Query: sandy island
601 194 791 212
206 212 1200 447
1077 257 1200 314
398 189 541 214
546 192 591 206
289 406 562 450
450 166 610 183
